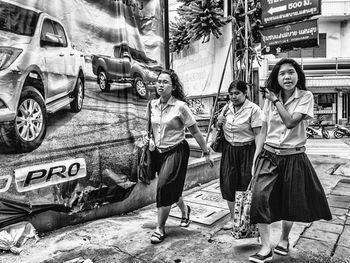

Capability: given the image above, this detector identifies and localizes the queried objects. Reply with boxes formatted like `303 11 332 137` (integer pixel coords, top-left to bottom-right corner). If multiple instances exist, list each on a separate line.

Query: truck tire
98 70 110 92
133 76 148 98
70 78 84 112
0 87 47 152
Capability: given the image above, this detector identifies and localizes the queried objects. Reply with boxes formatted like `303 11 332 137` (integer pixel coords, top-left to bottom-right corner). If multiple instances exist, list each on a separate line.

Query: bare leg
222 200 235 229
156 205 171 235
227 200 235 219
257 223 271 255
177 197 188 218
278 220 293 247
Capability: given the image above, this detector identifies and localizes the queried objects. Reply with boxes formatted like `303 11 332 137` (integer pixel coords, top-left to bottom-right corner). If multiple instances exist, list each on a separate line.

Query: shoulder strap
222 103 230 116
147 101 152 137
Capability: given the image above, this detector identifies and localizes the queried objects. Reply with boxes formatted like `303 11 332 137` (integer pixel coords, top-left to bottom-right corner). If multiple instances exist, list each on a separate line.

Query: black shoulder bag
210 105 229 153
137 101 156 184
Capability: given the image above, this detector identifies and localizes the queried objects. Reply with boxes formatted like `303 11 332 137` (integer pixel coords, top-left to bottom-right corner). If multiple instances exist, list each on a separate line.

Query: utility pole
164 0 170 69
244 0 249 84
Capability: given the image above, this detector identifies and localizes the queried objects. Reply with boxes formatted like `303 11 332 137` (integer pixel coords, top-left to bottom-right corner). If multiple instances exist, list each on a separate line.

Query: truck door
53 21 77 93
40 18 69 101
112 44 131 78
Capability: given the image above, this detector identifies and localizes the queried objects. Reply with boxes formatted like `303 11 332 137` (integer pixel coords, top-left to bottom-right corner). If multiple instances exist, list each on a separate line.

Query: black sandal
150 231 165 244
249 250 273 263
180 205 191 227
274 242 289 256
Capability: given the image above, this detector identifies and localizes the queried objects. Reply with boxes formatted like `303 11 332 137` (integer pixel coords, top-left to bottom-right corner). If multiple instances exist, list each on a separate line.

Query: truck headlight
0 47 23 71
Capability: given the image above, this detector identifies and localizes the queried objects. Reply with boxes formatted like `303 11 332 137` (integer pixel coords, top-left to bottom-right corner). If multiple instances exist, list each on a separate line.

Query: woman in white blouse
149 69 214 244
215 80 263 230
249 58 331 263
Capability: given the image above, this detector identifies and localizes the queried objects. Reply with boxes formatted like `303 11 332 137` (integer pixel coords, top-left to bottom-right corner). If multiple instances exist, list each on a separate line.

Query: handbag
137 101 156 184
231 178 260 239
210 105 229 153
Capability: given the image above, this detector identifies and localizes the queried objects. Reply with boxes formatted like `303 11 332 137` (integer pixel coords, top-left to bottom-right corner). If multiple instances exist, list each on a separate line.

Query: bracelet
272 99 280 105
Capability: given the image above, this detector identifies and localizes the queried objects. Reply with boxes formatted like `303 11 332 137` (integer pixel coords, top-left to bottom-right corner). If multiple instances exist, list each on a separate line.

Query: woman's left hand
205 151 214 168
263 88 278 102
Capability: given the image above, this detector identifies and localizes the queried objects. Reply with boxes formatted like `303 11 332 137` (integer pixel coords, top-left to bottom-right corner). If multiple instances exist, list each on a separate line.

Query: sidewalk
1 155 350 263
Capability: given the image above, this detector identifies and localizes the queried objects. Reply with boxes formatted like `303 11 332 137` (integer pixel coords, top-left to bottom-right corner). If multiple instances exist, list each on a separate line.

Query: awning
306 77 350 87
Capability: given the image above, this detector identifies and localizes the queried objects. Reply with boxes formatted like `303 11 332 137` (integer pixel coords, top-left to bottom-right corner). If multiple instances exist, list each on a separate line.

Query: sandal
249 250 273 263
274 242 289 256
180 205 191 227
150 231 166 244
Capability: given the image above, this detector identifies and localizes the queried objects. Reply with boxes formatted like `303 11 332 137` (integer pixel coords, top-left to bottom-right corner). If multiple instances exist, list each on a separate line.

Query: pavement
1 140 350 263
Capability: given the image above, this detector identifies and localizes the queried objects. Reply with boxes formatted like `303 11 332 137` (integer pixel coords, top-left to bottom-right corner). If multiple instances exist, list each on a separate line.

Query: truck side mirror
122 52 131 62
41 33 62 47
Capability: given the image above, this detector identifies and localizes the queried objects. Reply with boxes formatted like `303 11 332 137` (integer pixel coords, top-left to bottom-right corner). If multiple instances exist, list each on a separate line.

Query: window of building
277 33 326 58
313 93 337 125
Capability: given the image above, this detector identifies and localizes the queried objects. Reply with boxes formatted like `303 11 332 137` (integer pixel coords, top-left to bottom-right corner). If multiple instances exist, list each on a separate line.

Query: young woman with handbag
148 69 214 244
249 58 332 263
215 80 263 230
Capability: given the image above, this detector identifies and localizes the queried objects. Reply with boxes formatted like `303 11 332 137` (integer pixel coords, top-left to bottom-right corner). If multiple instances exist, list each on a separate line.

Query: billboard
0 0 164 230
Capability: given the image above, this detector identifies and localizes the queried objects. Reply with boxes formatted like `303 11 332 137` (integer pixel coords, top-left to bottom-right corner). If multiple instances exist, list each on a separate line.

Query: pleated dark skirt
250 148 332 224
153 140 190 208
220 139 256 202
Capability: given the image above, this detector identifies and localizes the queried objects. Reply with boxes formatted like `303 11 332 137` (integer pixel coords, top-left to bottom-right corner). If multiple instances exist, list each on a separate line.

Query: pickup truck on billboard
92 43 162 98
0 0 85 152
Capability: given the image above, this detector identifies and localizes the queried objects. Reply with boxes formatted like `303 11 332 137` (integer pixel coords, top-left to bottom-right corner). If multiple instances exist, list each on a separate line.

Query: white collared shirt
263 88 314 148
220 99 263 144
149 96 196 149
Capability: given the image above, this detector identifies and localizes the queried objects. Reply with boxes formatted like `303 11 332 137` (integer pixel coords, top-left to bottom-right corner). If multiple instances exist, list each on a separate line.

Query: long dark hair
156 69 187 102
264 58 306 95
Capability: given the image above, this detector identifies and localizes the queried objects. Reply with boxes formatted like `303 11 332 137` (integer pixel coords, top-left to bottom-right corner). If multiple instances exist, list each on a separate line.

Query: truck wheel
98 70 110 92
133 77 148 98
70 78 84 112
0 87 47 152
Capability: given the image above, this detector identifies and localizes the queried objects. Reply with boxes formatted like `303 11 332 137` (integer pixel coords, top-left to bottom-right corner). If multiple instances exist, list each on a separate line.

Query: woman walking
215 80 263 230
149 69 214 244
249 58 332 263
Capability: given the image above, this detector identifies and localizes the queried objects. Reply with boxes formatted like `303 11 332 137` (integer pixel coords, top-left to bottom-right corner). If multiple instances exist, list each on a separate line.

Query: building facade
259 0 350 125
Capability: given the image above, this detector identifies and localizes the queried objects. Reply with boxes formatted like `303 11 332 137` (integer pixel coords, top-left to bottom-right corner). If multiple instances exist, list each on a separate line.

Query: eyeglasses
157 80 171 85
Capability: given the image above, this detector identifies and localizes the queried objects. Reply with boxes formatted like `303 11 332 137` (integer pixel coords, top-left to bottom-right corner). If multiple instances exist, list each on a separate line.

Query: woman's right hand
217 115 226 126
141 131 150 147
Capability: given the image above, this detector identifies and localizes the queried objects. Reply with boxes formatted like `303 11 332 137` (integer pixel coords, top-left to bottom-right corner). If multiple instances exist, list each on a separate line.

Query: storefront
261 58 350 126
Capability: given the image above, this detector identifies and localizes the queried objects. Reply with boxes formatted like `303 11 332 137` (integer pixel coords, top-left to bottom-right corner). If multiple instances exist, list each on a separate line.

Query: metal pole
164 0 170 69
205 41 233 144
244 0 249 84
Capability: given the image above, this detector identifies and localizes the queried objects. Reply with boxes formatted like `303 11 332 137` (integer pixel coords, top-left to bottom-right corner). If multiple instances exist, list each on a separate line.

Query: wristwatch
203 149 210 156
272 99 280 105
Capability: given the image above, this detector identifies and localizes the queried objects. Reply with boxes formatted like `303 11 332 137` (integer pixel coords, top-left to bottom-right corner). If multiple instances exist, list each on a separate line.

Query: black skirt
250 148 332 224
220 139 256 202
152 140 190 207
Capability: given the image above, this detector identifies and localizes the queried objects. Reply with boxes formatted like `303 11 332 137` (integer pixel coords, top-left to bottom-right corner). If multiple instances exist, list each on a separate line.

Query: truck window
53 21 67 47
41 19 55 41
114 46 121 58
0 1 39 36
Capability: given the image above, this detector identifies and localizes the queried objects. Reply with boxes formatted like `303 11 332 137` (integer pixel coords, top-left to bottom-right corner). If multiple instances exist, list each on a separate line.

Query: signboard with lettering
261 0 321 27
261 19 318 55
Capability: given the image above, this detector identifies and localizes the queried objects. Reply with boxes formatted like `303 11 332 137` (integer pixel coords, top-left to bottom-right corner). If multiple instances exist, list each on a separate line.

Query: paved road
306 139 350 159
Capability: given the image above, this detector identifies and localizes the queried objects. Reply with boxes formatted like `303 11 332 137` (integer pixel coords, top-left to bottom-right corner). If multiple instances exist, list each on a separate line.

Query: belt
264 144 305 156
156 141 183 154
230 140 254 147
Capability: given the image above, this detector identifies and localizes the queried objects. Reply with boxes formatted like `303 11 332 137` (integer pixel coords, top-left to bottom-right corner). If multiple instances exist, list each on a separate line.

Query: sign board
261 0 321 27
261 19 318 55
